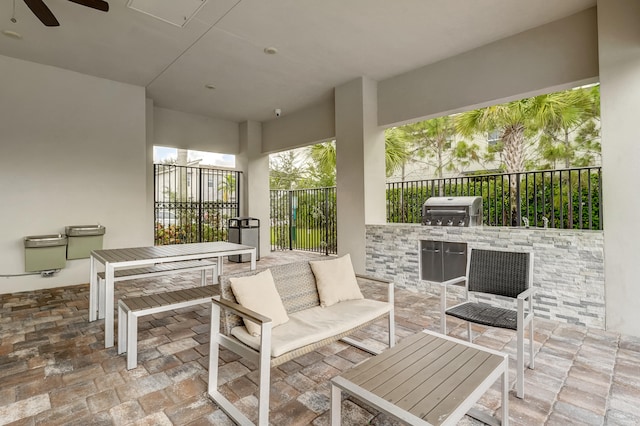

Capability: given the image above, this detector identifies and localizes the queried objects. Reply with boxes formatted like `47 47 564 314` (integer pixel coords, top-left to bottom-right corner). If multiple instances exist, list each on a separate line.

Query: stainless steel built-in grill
422 196 483 227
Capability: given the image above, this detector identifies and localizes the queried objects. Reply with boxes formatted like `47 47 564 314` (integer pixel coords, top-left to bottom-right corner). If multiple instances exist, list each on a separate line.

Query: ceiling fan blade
23 0 60 26
68 0 109 12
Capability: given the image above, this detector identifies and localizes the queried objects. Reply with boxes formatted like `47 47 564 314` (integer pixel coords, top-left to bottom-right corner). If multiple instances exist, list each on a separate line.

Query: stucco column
145 98 155 244
335 77 386 273
598 0 640 337
238 121 271 259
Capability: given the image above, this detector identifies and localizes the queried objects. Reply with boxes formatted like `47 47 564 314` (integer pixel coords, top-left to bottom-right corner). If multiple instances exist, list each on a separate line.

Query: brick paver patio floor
0 250 638 425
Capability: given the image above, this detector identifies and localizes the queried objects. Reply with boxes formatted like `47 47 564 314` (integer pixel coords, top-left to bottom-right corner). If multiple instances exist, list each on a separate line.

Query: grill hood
422 196 483 227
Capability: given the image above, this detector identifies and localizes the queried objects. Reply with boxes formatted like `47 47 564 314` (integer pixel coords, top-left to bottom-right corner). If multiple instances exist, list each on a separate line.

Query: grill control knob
436 219 442 226
458 220 465 226
425 220 431 225
447 219 453 226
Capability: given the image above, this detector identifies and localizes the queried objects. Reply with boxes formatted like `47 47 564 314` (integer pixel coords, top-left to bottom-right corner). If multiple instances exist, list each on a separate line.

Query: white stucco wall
597 0 640 337
153 107 240 154
335 77 386 272
378 7 599 126
238 121 271 259
262 98 336 154
0 55 148 293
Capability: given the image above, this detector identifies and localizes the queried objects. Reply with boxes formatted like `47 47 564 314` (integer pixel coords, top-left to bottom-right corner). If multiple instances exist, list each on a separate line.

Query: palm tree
455 100 535 175
455 87 601 226
533 85 600 168
531 85 600 227
217 174 236 202
384 128 412 179
456 99 538 224
308 141 336 186
306 138 413 185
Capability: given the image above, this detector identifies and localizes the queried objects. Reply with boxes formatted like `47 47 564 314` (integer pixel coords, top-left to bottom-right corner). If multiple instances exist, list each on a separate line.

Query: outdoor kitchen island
365 223 605 329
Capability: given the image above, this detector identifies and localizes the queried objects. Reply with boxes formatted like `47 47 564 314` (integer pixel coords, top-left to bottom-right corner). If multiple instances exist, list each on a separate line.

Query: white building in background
386 132 500 183
154 148 238 204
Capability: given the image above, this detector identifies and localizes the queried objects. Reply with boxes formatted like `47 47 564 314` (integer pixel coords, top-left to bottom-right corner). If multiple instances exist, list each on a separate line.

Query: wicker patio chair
440 248 535 398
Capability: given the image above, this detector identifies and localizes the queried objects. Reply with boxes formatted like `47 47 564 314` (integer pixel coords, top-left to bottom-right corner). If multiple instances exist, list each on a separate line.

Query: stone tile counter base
366 224 605 329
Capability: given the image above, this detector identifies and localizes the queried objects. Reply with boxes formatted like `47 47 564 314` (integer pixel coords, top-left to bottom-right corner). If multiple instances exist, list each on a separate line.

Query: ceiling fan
23 0 109 27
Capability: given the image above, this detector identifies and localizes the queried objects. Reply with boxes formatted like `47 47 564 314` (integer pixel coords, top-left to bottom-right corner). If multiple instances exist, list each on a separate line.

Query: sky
154 146 235 168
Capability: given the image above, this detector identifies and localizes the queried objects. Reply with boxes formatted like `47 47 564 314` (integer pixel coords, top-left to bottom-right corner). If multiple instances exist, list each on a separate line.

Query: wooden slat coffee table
331 330 509 425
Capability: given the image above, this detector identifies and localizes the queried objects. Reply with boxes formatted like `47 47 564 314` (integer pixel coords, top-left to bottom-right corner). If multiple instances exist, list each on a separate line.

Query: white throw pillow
230 269 289 336
309 254 364 307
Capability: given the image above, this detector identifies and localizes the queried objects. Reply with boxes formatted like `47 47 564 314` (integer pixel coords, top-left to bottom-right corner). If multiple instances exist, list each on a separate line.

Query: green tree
273 137 414 189
384 127 413 179
387 116 488 181
534 85 600 168
400 116 457 179
269 150 307 190
217 173 236 201
307 141 337 187
455 100 537 175
455 99 539 223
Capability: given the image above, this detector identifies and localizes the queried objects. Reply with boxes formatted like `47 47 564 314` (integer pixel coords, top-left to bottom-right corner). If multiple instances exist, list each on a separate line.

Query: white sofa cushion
231 298 391 357
230 269 289 337
309 254 364 307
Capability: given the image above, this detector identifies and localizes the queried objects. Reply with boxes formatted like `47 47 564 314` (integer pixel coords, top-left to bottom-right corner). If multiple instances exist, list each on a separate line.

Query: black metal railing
154 164 241 245
386 167 602 230
270 187 337 254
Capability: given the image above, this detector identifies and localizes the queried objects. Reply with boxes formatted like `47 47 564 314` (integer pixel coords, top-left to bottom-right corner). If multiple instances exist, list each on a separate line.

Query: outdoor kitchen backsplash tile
365 224 605 329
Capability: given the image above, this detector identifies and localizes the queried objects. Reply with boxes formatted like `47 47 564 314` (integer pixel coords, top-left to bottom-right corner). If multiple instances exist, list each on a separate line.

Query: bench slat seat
96 260 217 319
118 284 217 369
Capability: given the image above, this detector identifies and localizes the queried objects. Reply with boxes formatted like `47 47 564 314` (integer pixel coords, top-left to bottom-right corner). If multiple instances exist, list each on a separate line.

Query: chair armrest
517 287 537 300
440 276 466 287
212 296 272 326
440 276 465 334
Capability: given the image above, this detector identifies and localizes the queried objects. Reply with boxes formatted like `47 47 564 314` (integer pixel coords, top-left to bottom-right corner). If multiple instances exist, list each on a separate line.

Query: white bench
117 285 217 369
96 260 217 319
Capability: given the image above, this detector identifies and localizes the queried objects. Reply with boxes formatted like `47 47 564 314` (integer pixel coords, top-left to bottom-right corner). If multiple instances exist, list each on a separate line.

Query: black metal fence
270 187 337 254
387 167 602 230
154 164 241 245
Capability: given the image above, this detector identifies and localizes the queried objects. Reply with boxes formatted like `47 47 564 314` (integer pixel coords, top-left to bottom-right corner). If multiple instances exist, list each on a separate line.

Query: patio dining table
89 241 256 348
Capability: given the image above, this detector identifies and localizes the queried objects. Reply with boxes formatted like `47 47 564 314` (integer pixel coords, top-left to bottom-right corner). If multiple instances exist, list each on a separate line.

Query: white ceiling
0 0 596 123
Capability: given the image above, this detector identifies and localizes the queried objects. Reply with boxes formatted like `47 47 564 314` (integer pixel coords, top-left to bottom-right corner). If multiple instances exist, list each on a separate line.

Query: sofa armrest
355 273 391 285
212 296 272 327
355 274 394 305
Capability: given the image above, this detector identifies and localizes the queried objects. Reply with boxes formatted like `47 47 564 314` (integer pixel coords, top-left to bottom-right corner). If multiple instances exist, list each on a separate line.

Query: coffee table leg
331 383 342 425
502 364 509 426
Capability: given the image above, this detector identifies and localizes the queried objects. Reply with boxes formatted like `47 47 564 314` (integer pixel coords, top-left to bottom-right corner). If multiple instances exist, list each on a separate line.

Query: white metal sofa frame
207 261 395 426
440 248 535 399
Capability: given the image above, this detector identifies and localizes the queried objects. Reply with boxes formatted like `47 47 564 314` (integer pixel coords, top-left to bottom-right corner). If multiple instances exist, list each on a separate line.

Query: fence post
400 181 405 223
198 169 203 242
288 190 293 251
324 187 329 256
515 173 522 226
235 171 241 218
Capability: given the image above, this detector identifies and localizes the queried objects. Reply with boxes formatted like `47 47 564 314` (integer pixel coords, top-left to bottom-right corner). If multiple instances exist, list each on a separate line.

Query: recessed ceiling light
2 29 22 39
263 47 278 55
204 84 216 90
